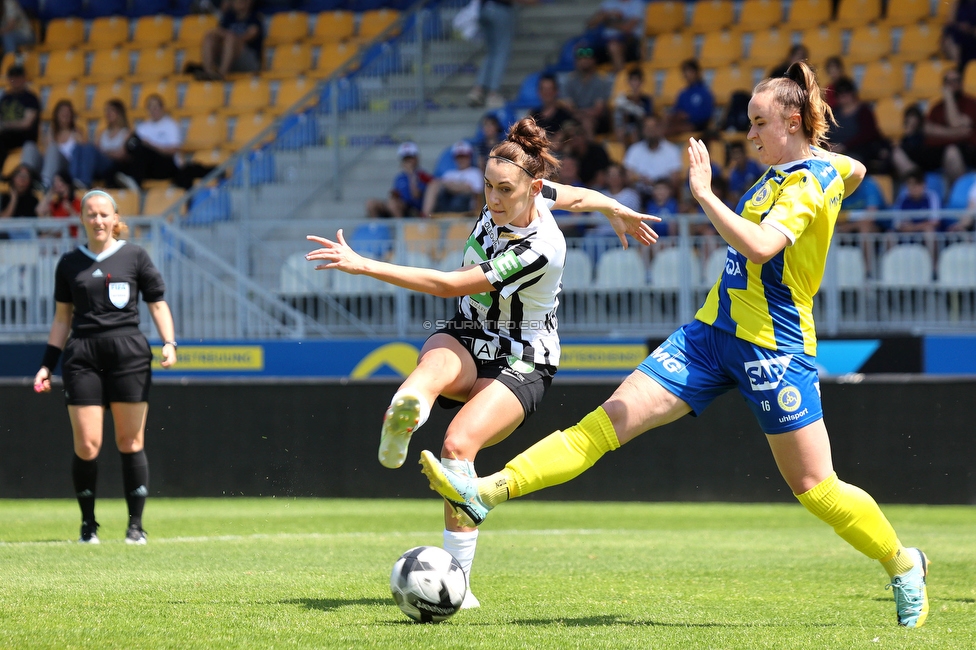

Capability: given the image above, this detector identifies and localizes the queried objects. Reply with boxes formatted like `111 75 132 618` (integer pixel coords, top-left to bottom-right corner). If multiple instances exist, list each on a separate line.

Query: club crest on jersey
751 184 771 207
108 282 130 309
744 355 793 391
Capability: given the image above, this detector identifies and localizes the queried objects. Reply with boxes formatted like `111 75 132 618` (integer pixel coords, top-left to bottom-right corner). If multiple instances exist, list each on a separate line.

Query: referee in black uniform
33 190 176 545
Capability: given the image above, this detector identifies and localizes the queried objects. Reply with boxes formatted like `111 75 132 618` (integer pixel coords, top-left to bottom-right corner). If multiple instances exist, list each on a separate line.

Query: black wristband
41 344 62 370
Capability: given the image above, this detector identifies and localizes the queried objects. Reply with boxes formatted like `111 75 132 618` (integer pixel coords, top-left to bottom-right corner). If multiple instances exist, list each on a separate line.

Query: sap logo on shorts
649 343 687 374
777 385 802 412
744 355 793 391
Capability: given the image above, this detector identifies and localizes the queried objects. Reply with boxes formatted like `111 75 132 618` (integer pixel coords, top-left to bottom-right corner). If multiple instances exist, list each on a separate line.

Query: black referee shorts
62 334 153 406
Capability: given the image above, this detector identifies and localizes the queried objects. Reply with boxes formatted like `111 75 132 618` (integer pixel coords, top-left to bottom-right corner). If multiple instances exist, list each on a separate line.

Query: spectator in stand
71 99 131 189
561 118 611 188
585 162 642 257
1 1 34 57
473 114 505 168
0 64 39 174
366 141 433 219
919 69 976 188
529 74 575 139
724 140 764 196
891 104 943 181
769 43 809 79
643 179 679 243
38 100 86 190
666 59 715 137
562 44 614 137
586 0 646 73
888 170 942 238
421 141 484 216
836 174 888 273
467 0 536 109
37 170 81 238
822 56 846 109
954 181 976 231
199 0 263 81
1 162 38 217
623 113 683 199
612 66 654 147
828 77 890 174
121 94 182 190
942 0 976 72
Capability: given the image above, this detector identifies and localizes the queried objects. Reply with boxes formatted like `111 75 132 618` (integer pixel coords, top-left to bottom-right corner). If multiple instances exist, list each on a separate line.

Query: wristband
163 341 177 348
41 344 62 370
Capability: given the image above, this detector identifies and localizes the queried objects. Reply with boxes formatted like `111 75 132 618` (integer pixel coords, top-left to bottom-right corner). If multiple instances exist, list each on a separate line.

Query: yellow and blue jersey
695 155 853 356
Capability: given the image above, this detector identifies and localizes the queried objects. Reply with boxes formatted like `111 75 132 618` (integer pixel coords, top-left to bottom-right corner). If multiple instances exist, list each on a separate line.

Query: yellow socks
478 407 620 505
795 472 913 576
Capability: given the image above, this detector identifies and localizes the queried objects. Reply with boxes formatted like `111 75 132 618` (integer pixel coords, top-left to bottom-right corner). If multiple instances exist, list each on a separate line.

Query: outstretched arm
306 231 495 298
547 181 660 249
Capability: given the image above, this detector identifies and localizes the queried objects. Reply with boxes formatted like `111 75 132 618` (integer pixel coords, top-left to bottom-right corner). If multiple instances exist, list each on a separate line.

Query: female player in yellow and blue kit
420 61 930 628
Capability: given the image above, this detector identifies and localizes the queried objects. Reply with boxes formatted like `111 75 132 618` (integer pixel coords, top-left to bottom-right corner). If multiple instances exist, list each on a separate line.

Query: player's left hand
601 204 660 249
161 343 177 368
687 138 714 203
305 230 366 274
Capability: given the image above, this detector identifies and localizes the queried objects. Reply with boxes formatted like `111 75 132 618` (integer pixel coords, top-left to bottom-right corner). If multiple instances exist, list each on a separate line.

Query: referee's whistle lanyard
105 273 111 288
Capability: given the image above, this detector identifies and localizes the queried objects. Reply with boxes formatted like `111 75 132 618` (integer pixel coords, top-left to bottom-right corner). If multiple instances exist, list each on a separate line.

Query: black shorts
62 334 153 406
433 319 557 421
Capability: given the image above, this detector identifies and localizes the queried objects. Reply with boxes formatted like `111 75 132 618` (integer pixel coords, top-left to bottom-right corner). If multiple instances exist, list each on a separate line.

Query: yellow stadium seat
835 0 883 28
846 24 893 64
183 113 228 151
745 28 792 69
135 79 178 116
230 111 273 147
402 220 441 257
737 0 784 31
1 50 40 80
873 94 906 139
310 41 357 78
132 46 177 81
699 31 742 68
267 11 310 45
659 66 686 106
882 0 932 26
964 59 976 95
688 0 735 32
42 81 86 114
194 147 232 168
311 10 356 43
41 17 85 51
86 47 131 83
142 186 186 216
88 80 132 119
273 76 317 113
106 188 141 216
799 25 843 61
357 9 400 41
893 22 942 62
905 58 947 101
179 80 226 115
132 14 175 47
786 0 832 30
857 59 905 101
223 77 271 114
604 140 625 164
40 49 85 83
176 14 219 46
710 64 753 105
643 0 686 36
88 16 130 48
648 32 695 69
265 42 313 78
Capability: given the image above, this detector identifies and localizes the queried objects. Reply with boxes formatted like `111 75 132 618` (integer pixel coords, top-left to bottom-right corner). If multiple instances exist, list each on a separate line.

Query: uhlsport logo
744 355 793 391
777 385 802 412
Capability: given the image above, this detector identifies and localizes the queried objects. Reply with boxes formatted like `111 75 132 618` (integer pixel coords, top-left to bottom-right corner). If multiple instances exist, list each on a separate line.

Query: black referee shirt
54 241 166 338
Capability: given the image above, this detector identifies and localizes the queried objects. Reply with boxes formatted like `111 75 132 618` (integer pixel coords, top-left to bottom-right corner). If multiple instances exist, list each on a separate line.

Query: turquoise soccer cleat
886 547 929 628
419 450 490 527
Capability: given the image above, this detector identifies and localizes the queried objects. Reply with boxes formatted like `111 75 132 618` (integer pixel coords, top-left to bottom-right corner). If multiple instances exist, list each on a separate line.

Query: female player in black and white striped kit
33 190 177 545
307 117 658 608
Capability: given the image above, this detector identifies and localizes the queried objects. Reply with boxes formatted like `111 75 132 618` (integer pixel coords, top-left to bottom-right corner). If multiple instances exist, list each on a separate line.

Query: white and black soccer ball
390 545 466 623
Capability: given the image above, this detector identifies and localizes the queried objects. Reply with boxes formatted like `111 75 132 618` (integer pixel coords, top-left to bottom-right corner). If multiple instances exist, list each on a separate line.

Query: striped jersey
695 154 855 356
456 180 566 367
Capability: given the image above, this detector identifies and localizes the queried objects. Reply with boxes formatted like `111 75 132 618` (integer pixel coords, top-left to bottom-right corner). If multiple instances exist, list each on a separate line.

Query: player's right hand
33 367 51 393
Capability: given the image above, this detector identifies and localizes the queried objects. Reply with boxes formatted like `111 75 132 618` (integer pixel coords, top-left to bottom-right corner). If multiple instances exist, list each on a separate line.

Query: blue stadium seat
350 221 393 258
84 0 127 18
433 144 458 177
185 185 232 226
229 148 277 187
925 171 947 202
945 171 976 210
275 110 319 149
510 71 541 110
399 9 444 42
318 78 361 113
358 41 402 77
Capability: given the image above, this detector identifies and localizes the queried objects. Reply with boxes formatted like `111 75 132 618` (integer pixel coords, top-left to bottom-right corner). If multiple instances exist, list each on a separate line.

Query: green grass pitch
1 498 973 649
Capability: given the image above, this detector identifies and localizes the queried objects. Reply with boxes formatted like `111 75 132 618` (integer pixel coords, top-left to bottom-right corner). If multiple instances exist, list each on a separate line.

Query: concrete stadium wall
1 378 973 504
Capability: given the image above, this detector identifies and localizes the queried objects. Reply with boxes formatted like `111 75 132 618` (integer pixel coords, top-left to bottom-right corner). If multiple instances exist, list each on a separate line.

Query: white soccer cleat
378 394 422 468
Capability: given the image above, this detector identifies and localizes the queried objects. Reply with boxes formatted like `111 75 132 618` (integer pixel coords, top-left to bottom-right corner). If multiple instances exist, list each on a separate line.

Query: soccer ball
390 546 466 623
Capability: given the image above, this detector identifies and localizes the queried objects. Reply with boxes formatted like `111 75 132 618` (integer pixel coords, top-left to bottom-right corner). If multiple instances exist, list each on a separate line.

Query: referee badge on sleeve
108 282 130 309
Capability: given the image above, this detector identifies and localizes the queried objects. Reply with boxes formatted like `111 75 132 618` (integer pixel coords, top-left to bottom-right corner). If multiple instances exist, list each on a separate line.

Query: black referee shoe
79 520 100 544
125 524 147 545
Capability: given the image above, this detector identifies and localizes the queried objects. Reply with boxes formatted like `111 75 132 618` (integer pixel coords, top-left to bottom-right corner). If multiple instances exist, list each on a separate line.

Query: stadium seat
835 0 883 28
882 0 932 26
786 0 832 29
743 28 791 69
88 16 130 48
224 77 271 115
698 31 742 68
846 25 893 64
1 51 39 80
176 14 219 47
648 32 695 69
142 186 186 216
595 249 647 289
183 113 229 151
604 140 624 164
562 248 594 290
937 243 976 288
136 80 178 115
265 43 313 79
651 247 701 289
42 82 87 115
350 221 394 259
905 59 947 102
894 22 943 62
86 48 131 83
230 111 274 147
688 0 735 32
643 0 686 36
89 80 132 118
40 49 86 84
311 41 357 78
132 47 178 82
357 9 401 41
736 0 784 31
710 64 752 106
106 188 141 217
275 110 318 148
873 94 907 139
658 66 686 107
179 81 226 115
131 14 175 46
857 59 904 101
880 244 932 286
400 220 440 258
945 171 976 209
311 10 356 43
831 245 866 289
228 147 276 186
799 26 844 61
280 251 330 294
185 184 232 225
273 76 318 114
40 18 85 51
267 11 310 46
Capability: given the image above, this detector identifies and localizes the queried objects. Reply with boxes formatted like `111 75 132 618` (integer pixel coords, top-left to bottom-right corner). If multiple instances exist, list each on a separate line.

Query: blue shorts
637 320 823 434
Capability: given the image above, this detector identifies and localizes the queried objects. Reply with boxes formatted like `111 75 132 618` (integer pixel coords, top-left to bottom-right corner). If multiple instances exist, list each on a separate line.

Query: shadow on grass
280 597 390 612
506 616 842 628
